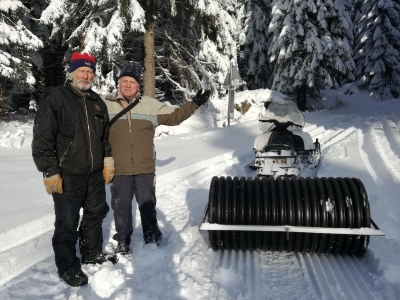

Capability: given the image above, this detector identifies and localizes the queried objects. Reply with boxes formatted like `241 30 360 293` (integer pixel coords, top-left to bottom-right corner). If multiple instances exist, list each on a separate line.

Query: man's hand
44 174 63 194
103 157 115 185
193 89 211 106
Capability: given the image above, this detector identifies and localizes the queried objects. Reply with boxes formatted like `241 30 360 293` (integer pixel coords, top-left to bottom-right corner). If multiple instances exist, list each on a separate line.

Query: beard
73 78 93 91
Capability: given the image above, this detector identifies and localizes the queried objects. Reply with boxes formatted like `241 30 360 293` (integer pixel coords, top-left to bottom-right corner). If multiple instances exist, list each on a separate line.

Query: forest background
1 0 399 121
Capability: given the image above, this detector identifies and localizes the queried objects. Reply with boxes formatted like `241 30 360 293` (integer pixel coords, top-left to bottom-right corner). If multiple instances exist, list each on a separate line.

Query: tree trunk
143 0 156 98
0 76 10 122
297 84 307 111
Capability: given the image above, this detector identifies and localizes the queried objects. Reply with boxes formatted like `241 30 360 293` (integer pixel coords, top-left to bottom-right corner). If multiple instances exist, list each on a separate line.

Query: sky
0 87 400 299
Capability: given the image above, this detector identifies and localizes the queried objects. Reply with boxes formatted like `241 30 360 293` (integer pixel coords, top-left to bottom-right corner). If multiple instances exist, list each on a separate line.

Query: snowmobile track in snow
383 113 400 156
210 250 263 300
362 114 400 185
299 253 380 300
309 115 359 147
209 248 384 300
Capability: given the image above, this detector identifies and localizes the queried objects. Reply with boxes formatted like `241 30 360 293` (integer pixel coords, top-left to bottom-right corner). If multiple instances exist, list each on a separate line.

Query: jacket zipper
121 98 135 173
83 95 94 172
127 108 134 172
130 127 134 172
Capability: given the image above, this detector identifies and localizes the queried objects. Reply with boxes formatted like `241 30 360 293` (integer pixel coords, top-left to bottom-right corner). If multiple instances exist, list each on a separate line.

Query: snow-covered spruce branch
159 27 217 93
91 8 115 27
0 13 19 27
158 20 210 67
0 14 41 48
65 3 93 42
154 28 207 92
154 54 193 100
160 26 211 67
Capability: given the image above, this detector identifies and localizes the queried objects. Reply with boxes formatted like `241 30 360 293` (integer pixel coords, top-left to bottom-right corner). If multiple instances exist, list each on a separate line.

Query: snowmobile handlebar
259 119 303 131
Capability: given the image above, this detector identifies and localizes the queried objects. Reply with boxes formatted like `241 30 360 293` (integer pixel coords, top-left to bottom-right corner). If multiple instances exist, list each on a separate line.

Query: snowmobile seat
294 135 304 151
268 131 296 150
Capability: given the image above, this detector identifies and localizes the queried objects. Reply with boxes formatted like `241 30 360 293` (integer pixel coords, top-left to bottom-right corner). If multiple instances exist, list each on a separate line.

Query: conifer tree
241 0 273 90
40 0 145 93
0 1 43 114
39 0 248 101
352 0 364 50
342 0 355 48
268 0 355 103
151 0 246 101
152 0 206 101
194 0 245 96
354 0 400 99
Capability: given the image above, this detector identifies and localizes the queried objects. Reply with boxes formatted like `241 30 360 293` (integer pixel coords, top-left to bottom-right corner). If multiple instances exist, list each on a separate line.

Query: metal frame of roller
199 176 384 256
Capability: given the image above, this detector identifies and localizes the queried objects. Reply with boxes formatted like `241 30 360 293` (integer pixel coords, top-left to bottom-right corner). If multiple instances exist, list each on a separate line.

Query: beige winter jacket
101 90 199 175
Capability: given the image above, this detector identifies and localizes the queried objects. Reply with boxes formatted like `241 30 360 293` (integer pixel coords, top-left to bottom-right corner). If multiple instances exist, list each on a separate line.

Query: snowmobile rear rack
199 222 384 236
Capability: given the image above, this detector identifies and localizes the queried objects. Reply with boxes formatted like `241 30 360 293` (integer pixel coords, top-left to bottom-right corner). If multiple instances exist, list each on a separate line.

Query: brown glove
103 157 115 185
44 174 63 194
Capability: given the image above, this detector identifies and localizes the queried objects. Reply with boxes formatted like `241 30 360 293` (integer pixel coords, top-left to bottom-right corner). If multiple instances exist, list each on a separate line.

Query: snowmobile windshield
260 101 305 126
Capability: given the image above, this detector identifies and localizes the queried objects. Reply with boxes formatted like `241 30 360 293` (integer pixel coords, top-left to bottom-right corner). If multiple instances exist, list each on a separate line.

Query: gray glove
193 89 211 106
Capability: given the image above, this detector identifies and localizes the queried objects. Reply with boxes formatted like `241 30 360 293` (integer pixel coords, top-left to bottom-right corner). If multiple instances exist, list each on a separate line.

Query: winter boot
155 234 162 246
81 253 118 265
58 268 88 287
145 230 163 246
115 243 130 255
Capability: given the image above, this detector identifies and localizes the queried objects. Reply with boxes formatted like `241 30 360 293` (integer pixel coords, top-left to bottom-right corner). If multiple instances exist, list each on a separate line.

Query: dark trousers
111 173 161 244
52 172 109 273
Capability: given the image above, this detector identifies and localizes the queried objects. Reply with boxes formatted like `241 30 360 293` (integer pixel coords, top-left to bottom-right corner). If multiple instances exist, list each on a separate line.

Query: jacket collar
117 89 126 101
105 89 141 102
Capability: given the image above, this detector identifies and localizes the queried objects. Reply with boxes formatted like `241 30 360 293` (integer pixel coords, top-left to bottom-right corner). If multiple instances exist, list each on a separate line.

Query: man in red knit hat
32 52 116 287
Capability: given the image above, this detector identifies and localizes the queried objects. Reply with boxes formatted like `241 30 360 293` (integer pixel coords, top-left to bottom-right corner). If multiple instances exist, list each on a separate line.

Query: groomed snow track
210 249 386 300
1 98 400 299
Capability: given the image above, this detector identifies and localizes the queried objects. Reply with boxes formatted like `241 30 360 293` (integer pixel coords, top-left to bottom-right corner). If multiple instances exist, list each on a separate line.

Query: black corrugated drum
207 176 370 256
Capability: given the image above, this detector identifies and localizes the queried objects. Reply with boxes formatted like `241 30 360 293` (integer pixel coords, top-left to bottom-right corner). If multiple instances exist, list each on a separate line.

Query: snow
269 0 355 96
127 1 145 32
39 0 67 25
0 0 26 12
0 21 42 50
1 88 400 299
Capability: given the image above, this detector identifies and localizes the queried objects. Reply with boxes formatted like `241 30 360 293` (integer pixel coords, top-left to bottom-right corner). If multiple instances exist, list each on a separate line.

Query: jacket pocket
95 114 104 121
57 135 73 168
57 121 74 165
93 114 105 139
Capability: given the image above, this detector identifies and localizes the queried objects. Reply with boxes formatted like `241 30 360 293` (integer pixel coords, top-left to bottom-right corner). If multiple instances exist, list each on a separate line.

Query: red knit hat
69 52 96 73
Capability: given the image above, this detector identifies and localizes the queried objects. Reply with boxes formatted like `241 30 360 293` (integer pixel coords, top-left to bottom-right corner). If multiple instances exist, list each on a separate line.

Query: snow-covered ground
0 88 400 299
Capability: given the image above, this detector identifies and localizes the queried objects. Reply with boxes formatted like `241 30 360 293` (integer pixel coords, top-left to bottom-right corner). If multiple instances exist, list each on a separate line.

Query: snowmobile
252 100 320 176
